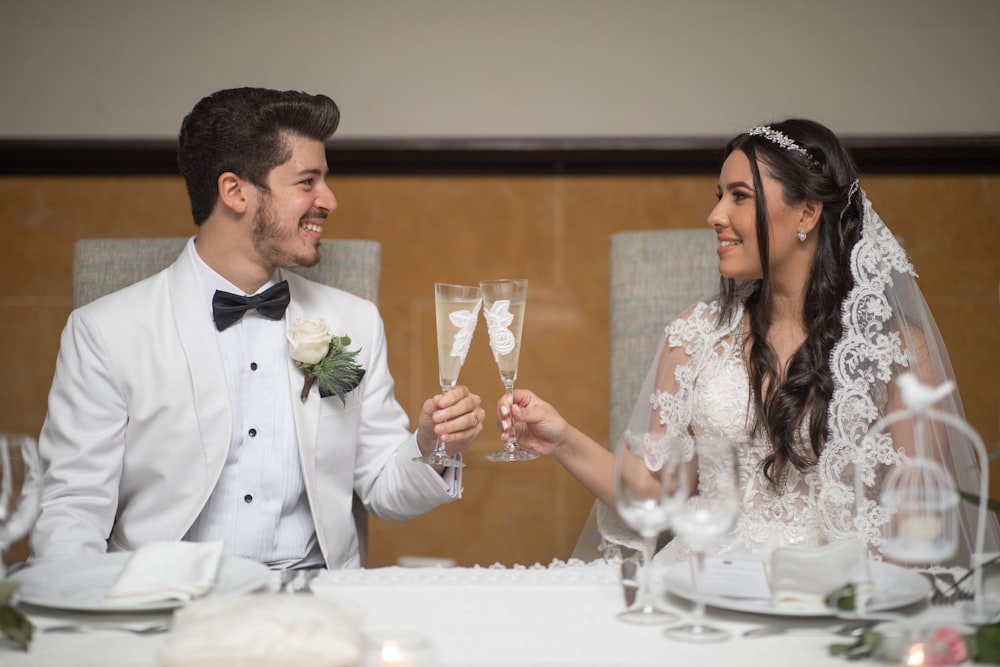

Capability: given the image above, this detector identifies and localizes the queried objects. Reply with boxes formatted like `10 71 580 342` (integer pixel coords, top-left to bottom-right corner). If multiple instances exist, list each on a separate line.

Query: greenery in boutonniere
0 579 32 651
287 318 365 405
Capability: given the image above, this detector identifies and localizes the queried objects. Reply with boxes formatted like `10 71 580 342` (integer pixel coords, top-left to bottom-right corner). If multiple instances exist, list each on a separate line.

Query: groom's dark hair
178 87 340 225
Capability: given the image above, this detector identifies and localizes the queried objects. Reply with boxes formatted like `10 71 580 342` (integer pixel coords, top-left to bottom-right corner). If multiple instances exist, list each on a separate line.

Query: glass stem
431 382 454 457
503 382 517 451
691 550 707 626
638 534 657 611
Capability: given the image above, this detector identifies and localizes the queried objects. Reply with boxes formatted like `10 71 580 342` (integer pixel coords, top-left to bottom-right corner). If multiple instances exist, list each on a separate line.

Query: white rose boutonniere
287 318 366 405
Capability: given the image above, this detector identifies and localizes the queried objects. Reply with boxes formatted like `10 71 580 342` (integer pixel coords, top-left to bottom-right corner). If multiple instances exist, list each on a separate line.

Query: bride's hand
497 388 569 456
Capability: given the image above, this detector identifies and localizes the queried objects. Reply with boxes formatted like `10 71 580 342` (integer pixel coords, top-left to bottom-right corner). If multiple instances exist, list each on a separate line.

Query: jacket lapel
166 252 232 476
284 272 321 477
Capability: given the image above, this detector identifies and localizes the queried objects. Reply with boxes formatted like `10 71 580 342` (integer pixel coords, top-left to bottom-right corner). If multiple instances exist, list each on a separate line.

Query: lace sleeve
595 300 737 557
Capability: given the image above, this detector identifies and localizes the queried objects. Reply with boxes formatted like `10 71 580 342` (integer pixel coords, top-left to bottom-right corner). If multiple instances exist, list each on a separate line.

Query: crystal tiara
746 125 819 165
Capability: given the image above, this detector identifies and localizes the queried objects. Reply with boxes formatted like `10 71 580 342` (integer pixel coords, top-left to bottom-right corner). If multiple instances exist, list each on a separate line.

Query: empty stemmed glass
1 433 41 578
663 435 740 642
413 283 481 468
613 430 686 624
481 279 537 462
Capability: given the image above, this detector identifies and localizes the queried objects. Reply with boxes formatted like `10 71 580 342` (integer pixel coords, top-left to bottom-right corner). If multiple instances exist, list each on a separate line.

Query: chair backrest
72 237 381 307
71 236 381 567
608 229 720 446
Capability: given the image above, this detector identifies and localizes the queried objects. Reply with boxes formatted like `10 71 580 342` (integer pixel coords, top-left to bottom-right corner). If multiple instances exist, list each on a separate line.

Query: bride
496 118 1000 566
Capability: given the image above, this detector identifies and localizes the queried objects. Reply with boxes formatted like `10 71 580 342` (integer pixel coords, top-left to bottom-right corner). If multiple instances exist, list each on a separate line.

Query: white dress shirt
183 241 323 568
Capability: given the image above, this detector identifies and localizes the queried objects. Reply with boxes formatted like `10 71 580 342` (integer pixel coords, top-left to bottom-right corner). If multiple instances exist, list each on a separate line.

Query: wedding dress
584 192 1000 568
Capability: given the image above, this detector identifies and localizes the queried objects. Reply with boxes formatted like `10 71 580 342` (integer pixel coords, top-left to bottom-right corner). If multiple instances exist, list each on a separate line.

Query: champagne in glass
413 283 481 468
481 278 537 462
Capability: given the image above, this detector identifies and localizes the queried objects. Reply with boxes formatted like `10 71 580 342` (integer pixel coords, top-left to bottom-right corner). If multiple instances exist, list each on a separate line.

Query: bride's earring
797 228 807 242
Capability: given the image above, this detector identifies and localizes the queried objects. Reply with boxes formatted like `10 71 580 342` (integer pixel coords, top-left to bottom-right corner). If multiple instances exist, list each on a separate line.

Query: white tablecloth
2 558 967 666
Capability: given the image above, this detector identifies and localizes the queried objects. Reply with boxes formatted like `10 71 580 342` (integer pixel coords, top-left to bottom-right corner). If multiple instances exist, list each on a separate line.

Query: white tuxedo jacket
32 244 459 568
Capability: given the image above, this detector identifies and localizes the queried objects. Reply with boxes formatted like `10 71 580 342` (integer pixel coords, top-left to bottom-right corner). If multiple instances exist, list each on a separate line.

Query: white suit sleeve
350 307 461 521
30 309 128 559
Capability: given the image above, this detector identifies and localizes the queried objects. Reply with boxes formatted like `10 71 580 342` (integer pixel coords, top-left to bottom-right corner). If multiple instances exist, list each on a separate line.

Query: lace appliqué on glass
448 302 481 361
484 299 515 358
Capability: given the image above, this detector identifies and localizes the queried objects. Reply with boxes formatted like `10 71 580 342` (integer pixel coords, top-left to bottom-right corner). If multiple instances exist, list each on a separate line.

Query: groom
30 87 485 569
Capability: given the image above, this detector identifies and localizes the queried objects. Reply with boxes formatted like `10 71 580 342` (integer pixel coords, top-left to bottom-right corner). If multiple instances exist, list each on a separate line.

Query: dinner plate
663 558 931 617
11 552 270 612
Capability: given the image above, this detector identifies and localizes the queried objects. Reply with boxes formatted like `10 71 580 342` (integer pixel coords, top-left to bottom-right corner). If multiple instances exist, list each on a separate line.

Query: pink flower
924 627 969 666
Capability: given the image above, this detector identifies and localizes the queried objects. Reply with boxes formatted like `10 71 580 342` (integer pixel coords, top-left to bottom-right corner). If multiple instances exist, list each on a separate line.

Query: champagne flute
1 433 41 578
413 283 482 468
663 435 740 642
614 431 686 624
481 278 537 462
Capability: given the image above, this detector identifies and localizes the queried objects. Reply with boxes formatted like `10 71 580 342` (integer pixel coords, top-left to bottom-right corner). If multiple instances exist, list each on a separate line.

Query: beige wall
2 172 998 567
3 1 1000 139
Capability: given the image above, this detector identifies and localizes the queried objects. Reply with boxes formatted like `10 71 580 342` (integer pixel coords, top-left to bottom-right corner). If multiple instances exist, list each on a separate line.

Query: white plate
663 558 930 617
11 552 271 612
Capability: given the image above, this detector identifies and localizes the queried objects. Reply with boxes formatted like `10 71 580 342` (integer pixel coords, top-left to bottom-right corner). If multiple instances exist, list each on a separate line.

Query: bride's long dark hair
719 119 864 485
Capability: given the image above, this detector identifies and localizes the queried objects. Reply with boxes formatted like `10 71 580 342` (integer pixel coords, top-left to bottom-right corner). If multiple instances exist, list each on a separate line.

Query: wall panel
2 173 996 567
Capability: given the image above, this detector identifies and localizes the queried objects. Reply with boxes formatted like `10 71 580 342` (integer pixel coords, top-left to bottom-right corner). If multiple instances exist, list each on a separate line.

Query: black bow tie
212 280 291 331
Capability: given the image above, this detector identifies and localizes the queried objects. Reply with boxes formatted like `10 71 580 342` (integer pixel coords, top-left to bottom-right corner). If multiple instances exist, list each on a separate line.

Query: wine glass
663 435 740 642
613 431 686 624
413 283 482 468
481 279 537 462
1 433 42 578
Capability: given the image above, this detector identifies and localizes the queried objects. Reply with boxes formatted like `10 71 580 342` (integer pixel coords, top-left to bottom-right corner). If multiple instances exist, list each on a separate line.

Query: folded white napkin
104 540 224 605
770 539 866 609
157 593 364 667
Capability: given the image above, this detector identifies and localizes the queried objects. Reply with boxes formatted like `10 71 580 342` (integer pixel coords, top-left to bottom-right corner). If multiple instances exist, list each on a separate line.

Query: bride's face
707 150 805 281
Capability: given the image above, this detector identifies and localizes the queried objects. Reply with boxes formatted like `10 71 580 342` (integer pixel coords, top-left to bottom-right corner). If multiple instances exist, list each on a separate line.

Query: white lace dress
650 300 828 564
596 299 864 565
590 195 1000 565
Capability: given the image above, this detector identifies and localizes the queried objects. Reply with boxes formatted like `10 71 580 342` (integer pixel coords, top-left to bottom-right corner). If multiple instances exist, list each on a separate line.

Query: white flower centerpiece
287 318 365 404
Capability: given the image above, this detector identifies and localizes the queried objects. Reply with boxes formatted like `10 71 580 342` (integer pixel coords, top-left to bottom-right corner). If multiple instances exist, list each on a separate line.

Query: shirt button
250 362 258 371
244 494 253 504
248 428 257 437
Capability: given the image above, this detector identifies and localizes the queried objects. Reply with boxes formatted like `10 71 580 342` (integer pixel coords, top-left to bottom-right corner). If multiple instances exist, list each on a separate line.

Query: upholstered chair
71 237 381 567
573 228 719 560
607 229 720 446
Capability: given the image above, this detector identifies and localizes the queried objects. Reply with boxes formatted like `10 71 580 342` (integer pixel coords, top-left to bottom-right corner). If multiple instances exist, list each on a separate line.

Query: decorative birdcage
855 373 996 623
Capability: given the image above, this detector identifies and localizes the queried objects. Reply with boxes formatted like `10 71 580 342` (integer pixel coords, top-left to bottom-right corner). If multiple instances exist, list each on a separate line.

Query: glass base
961 598 1000 625
617 605 679 625
412 453 467 468
663 622 730 642
484 446 539 462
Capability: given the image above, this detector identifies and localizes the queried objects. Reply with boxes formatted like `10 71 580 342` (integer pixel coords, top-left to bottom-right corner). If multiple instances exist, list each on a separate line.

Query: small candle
379 640 416 667
899 515 943 541
904 641 926 666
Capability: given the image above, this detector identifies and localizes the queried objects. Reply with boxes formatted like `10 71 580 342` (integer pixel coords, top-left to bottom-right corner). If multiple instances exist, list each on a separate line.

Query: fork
43 621 169 635
277 568 299 593
935 571 975 602
296 569 320 594
918 571 953 605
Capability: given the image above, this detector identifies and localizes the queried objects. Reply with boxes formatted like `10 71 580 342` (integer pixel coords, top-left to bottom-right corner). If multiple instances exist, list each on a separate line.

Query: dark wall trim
1 136 999 176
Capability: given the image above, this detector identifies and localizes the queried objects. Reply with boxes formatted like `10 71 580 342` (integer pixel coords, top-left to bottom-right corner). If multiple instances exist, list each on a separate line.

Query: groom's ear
217 172 250 215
